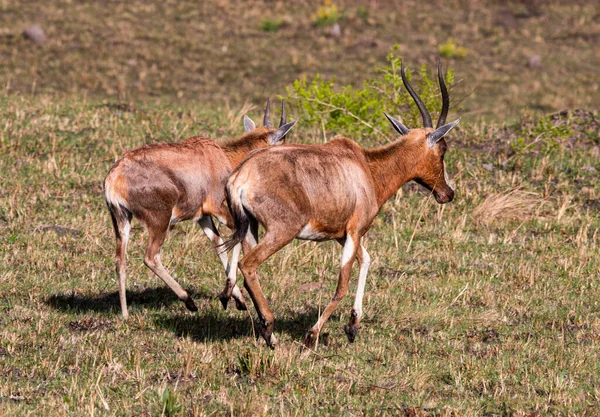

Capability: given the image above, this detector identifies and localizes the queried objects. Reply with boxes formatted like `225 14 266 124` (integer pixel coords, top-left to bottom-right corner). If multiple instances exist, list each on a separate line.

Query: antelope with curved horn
224 60 459 347
104 99 296 318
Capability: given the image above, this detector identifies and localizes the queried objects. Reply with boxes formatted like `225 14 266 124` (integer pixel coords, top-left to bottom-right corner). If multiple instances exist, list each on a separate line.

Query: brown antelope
224 61 459 348
104 100 296 319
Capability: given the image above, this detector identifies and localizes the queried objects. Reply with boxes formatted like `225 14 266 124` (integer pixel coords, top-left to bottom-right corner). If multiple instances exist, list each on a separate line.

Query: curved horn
436 59 450 129
401 61 432 128
263 98 272 127
279 99 286 127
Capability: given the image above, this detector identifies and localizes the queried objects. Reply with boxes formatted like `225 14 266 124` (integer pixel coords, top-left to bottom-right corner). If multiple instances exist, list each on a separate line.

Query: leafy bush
438 39 469 59
286 45 454 140
356 6 368 20
510 113 575 156
260 18 284 32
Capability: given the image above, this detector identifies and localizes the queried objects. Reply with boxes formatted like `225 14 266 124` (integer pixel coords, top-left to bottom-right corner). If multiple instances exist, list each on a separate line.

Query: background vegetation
1 0 598 121
1 0 599 416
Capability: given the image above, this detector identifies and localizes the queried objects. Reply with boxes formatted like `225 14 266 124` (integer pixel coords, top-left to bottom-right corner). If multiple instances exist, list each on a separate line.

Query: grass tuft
472 188 546 225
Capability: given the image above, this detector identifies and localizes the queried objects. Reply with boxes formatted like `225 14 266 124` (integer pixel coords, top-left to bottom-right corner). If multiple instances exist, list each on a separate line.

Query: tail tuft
221 186 249 253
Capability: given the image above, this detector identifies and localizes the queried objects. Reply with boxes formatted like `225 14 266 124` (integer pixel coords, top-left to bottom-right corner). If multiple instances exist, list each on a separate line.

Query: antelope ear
426 118 460 147
384 112 410 135
268 120 297 145
243 115 256 132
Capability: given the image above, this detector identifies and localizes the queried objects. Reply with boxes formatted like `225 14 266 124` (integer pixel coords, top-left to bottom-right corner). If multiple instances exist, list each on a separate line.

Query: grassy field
1 0 600 416
1 95 599 416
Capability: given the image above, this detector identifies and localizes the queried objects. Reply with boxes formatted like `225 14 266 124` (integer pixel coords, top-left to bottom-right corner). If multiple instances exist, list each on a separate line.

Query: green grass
1 95 599 415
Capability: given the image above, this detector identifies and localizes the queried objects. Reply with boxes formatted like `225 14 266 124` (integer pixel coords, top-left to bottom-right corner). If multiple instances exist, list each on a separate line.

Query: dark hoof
344 324 358 343
265 335 278 349
260 331 278 349
303 331 317 349
234 298 248 311
184 298 198 312
257 319 277 348
218 294 229 310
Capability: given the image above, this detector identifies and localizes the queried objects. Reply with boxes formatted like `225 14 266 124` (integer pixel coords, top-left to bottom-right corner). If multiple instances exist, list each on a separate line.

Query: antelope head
384 60 460 204
243 98 297 146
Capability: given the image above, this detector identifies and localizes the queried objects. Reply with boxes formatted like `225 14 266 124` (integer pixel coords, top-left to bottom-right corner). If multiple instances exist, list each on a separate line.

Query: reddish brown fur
104 125 286 318
226 128 455 347
365 128 452 205
105 128 275 227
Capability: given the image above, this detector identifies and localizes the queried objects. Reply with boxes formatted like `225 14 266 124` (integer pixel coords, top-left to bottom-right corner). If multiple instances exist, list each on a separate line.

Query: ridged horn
263 98 272 127
436 59 449 129
279 99 286 127
401 61 432 128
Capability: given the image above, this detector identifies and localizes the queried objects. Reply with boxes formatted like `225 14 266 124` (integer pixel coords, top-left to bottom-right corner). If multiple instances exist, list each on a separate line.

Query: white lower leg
199 216 229 270
227 225 258 304
117 221 130 319
227 243 242 298
246 227 258 248
199 216 243 300
352 245 371 321
310 236 355 335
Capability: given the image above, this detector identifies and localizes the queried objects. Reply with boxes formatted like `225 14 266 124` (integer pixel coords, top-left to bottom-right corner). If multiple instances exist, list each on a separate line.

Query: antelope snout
434 188 454 204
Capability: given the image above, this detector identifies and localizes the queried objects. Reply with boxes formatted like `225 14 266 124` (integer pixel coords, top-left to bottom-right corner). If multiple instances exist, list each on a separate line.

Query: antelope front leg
304 235 359 348
343 245 371 343
198 216 247 310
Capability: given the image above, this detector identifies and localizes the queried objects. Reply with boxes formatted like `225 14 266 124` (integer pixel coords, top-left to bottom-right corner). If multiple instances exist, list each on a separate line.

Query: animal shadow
45 286 211 314
47 288 337 344
154 306 324 343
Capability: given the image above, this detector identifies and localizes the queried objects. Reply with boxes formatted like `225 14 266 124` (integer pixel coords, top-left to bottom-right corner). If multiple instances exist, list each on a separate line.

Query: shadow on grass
47 288 335 343
154 307 323 343
45 286 212 314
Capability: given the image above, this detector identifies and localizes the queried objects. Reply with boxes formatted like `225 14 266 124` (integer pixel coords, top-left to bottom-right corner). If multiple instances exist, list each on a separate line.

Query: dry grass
472 188 547 225
1 1 600 414
0 95 599 416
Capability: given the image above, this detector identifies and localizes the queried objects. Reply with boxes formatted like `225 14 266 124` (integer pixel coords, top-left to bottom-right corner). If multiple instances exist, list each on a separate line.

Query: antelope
224 61 460 348
103 100 296 319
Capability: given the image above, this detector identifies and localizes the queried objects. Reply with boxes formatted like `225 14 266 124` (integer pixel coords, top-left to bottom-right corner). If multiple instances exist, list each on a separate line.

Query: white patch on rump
104 179 129 210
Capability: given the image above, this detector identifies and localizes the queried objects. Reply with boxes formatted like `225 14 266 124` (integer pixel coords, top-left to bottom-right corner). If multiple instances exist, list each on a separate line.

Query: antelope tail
221 186 250 252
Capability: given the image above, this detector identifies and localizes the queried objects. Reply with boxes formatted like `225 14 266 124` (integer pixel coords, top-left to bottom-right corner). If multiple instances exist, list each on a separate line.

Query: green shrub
286 44 454 140
438 39 469 59
260 18 283 32
510 113 575 156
